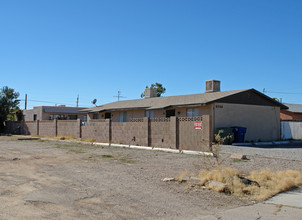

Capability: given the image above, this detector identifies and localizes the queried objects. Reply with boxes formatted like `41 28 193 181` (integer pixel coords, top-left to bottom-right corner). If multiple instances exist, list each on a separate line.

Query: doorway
166 109 175 117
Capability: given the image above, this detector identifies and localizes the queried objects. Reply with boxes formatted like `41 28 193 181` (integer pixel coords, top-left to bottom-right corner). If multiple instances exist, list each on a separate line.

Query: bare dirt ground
1 136 302 219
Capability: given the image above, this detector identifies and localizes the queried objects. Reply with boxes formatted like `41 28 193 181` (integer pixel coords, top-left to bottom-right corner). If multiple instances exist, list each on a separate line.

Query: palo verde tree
141 82 166 98
0 86 20 131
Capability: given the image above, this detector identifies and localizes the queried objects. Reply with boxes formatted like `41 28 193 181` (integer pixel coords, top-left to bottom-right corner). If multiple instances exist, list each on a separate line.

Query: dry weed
180 167 302 201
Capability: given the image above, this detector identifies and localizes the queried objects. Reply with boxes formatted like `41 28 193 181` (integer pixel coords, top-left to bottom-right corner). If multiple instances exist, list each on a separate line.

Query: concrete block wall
81 119 110 142
111 119 147 146
4 116 212 151
22 121 37 135
57 120 81 138
179 115 212 151
4 121 22 134
39 120 56 137
150 118 174 148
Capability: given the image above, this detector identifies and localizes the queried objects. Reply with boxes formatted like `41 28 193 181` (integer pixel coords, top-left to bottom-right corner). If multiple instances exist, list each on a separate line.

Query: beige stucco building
83 81 287 142
23 106 88 121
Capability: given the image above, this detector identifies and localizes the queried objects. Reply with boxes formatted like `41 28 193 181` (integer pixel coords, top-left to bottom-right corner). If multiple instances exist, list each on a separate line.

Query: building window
93 113 99 119
119 111 127 122
33 114 37 121
166 109 175 117
105 112 111 119
83 116 87 122
49 115 68 120
145 110 155 118
68 115 78 120
186 108 199 117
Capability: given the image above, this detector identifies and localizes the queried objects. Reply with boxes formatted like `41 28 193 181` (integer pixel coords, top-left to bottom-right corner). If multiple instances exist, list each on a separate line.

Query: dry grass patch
179 167 302 201
82 138 96 143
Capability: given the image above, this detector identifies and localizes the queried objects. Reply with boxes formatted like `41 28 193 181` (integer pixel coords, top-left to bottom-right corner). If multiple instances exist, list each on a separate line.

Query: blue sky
1 0 302 109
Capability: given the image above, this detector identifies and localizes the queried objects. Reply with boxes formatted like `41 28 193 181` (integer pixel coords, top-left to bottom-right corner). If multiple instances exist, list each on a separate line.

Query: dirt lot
1 136 302 219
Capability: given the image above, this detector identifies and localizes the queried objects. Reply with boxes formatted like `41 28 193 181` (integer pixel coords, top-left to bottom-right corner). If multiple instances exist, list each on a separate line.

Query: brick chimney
205 80 221 93
145 87 157 98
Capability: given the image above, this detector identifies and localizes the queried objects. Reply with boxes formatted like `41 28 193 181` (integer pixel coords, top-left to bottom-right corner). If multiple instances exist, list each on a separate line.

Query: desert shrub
182 167 302 201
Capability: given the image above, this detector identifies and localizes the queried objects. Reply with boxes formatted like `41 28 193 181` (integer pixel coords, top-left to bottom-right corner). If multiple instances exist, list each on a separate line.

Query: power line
265 91 302 95
19 99 76 106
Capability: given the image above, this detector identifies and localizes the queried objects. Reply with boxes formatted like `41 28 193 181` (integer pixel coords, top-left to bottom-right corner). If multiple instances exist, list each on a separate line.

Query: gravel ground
221 143 302 161
0 136 302 219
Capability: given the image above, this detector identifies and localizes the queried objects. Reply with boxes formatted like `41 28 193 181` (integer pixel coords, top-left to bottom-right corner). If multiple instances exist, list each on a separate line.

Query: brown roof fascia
207 88 288 109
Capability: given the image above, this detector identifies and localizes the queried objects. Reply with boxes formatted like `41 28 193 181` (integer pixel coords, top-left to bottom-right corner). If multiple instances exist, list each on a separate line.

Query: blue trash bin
232 127 247 143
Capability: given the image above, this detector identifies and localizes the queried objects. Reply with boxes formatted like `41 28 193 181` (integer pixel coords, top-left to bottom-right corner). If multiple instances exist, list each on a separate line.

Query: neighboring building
23 106 88 121
280 103 302 121
82 80 287 142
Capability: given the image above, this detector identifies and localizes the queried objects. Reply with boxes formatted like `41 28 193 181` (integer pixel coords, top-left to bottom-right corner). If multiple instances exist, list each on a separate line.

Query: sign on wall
194 121 202 130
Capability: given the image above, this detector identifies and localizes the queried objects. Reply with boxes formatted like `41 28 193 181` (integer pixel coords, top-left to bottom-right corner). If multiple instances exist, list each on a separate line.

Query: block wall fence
4 115 212 151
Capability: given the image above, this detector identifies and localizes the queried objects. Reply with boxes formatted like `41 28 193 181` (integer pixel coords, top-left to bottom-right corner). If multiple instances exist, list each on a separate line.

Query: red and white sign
194 121 202 130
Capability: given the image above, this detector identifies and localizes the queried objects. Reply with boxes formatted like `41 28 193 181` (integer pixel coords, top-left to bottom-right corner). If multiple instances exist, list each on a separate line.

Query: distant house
23 106 88 121
83 80 287 142
280 103 302 121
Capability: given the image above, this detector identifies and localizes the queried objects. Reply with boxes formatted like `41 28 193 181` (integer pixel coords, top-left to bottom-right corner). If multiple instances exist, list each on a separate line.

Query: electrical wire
265 91 302 95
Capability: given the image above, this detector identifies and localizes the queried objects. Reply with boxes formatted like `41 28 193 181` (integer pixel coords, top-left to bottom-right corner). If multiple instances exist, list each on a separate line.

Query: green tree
141 82 166 98
0 86 20 130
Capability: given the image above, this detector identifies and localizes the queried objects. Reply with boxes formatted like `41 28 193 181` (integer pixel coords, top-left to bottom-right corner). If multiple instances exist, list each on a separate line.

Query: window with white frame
186 108 199 117
119 111 127 122
145 110 155 118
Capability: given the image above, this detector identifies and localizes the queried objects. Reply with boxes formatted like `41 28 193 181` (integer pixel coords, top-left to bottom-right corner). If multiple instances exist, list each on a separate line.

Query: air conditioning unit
205 80 221 93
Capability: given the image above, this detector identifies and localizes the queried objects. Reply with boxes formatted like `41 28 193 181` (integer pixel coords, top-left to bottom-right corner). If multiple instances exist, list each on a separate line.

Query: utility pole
76 95 79 107
25 94 27 109
113 90 126 101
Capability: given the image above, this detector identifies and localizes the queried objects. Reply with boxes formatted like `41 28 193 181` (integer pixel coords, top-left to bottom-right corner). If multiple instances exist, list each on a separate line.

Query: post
202 115 212 151
77 119 82 138
106 119 112 144
25 94 27 110
36 120 39 136
143 117 150 146
170 116 179 149
54 119 57 137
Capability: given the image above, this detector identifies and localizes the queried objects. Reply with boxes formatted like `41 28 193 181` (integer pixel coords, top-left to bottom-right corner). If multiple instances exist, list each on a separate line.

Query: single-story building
280 103 302 121
82 80 287 142
23 106 88 121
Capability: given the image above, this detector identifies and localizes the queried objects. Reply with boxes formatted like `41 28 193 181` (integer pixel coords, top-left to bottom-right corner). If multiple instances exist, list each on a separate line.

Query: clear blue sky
1 0 302 109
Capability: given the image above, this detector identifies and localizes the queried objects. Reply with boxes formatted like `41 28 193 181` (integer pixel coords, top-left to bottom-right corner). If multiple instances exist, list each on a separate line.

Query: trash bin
232 127 247 143
215 127 233 145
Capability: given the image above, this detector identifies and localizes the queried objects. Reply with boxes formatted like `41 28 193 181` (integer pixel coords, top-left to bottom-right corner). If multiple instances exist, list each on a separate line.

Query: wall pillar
143 117 150 146
202 115 212 151
106 119 112 143
77 119 82 138
36 120 39 136
54 119 57 137
170 116 179 149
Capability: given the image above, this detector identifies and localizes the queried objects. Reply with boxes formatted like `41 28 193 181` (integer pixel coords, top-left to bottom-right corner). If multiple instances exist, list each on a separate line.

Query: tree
141 82 166 98
0 86 20 130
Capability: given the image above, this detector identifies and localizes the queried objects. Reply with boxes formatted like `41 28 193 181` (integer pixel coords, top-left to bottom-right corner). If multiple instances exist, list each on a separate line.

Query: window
186 108 199 117
105 112 111 119
68 115 78 120
33 114 37 121
166 109 175 117
119 111 127 122
145 110 155 118
49 115 68 120
83 116 87 122
93 113 99 119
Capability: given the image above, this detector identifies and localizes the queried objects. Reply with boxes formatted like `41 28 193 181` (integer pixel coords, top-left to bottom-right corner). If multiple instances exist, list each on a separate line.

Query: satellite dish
92 99 97 106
